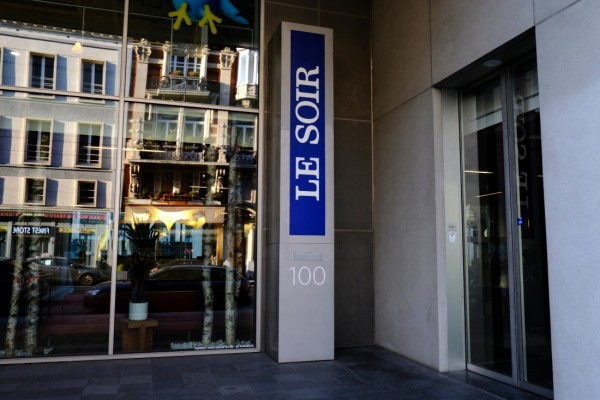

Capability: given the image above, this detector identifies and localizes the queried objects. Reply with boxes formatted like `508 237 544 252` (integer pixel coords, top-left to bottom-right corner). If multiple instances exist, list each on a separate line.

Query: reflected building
0 0 259 358
0 21 120 265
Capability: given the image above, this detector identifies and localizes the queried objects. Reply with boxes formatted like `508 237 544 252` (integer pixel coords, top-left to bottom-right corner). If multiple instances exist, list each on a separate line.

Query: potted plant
122 221 160 320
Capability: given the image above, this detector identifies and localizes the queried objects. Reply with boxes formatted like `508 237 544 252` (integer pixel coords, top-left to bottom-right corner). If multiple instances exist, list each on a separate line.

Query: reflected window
77 123 102 166
77 181 97 207
25 177 45 204
235 49 258 108
25 119 52 164
30 53 55 89
183 113 207 144
155 112 178 143
236 49 258 86
171 53 205 78
82 60 104 94
233 123 255 149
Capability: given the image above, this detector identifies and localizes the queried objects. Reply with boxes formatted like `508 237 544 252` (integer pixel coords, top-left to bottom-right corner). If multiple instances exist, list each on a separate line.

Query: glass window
25 178 46 204
183 110 207 145
0 0 123 95
77 181 97 206
25 119 52 164
30 54 55 89
0 92 118 358
0 0 260 360
235 49 258 108
121 102 257 352
77 123 102 166
82 60 104 94
127 0 260 108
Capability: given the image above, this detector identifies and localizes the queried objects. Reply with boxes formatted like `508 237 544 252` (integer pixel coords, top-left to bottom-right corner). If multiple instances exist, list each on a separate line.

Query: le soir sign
289 30 326 236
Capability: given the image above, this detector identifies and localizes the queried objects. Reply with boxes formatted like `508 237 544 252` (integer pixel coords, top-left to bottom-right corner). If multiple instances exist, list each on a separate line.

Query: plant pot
129 302 148 321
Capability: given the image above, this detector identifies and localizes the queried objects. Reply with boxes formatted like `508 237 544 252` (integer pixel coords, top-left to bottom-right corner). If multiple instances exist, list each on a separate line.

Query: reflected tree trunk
201 258 214 344
224 161 237 345
201 163 217 344
5 215 43 356
225 157 245 345
24 258 40 354
5 234 24 357
5 219 40 357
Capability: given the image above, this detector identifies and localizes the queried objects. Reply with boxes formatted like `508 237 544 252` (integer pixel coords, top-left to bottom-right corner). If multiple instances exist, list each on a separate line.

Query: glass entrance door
461 58 553 396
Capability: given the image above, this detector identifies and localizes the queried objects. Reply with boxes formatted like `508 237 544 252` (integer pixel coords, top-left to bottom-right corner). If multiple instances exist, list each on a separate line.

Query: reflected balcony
146 75 211 102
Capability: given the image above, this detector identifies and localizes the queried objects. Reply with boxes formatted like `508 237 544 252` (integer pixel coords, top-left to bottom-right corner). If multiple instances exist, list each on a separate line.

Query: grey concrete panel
373 90 441 370
372 0 432 119
334 120 372 231
430 0 534 83
321 0 372 17
534 0 580 23
320 12 371 121
266 0 320 9
536 1 600 398
334 230 374 347
264 3 320 45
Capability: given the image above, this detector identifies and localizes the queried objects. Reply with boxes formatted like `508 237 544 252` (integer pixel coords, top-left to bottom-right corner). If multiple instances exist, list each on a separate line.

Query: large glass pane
126 0 260 108
0 95 118 358
0 0 123 96
512 61 553 389
113 102 257 352
462 77 513 377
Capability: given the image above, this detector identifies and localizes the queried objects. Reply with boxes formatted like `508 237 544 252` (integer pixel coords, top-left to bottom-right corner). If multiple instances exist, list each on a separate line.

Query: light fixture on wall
482 59 502 68
72 7 85 54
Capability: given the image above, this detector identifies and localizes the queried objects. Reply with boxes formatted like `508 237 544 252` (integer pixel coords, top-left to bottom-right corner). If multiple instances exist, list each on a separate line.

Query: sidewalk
0 346 547 399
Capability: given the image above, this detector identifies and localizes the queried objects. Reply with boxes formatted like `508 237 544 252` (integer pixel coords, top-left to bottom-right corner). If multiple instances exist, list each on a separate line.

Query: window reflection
0 92 118 358
121 103 257 351
0 0 260 359
129 39 259 108
0 1 123 96
127 0 259 108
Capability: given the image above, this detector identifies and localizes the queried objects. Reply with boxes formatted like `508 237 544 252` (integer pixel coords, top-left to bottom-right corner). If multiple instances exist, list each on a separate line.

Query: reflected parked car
24 256 108 286
83 265 252 313
151 258 205 272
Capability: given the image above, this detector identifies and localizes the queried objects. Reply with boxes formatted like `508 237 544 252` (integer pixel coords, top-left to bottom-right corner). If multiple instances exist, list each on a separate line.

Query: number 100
289 266 326 286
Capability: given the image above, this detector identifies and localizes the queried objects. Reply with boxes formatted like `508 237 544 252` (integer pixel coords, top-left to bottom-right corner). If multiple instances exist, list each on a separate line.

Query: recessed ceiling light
483 59 503 68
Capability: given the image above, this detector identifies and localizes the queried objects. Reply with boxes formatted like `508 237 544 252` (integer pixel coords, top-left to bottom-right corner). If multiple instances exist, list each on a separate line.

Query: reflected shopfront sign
11 226 54 236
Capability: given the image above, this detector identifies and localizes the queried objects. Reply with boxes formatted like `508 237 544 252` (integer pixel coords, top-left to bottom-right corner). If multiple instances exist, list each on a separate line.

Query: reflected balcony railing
146 75 211 99
127 141 256 166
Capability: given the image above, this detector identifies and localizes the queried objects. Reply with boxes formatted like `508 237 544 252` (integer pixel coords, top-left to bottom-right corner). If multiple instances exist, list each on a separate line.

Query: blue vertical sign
289 30 326 236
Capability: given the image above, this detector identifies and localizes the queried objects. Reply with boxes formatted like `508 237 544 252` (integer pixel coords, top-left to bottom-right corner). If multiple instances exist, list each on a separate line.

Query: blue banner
289 30 326 236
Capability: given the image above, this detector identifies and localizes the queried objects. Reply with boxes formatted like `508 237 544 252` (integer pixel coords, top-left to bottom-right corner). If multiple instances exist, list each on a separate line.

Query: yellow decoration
198 4 222 35
168 2 192 30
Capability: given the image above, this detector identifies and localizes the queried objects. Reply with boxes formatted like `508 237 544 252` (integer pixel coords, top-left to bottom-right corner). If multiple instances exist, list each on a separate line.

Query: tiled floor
0 346 548 399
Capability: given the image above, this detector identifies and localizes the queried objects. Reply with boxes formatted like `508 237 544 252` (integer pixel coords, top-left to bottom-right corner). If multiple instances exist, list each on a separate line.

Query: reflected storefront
0 0 259 360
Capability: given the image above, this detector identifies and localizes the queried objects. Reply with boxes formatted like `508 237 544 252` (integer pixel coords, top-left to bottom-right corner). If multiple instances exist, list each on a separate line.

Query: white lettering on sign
289 266 326 286
12 226 51 235
295 157 320 200
32 227 50 235
12 226 31 234
293 66 321 201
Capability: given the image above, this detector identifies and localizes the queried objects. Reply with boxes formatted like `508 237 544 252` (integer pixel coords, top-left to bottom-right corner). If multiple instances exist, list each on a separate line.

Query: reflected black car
83 265 252 313
24 256 108 286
